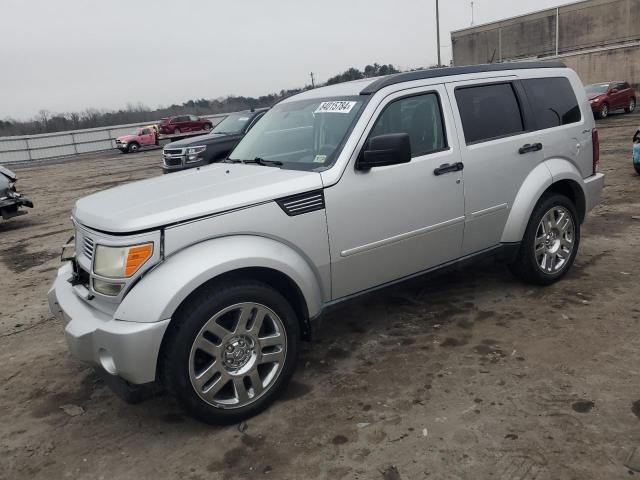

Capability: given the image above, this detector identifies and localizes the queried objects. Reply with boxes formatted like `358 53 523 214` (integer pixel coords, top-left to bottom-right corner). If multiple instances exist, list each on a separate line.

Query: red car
586 82 636 119
158 115 213 134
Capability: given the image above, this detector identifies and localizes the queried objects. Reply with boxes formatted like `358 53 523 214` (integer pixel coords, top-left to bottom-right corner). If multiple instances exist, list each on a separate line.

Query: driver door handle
434 162 464 176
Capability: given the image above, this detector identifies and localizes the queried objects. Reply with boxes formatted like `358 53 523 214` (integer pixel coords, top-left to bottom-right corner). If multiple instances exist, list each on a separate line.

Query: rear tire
626 97 636 113
127 142 140 153
634 163 640 175
160 280 300 425
203 123 212 131
174 128 181 135
509 193 580 285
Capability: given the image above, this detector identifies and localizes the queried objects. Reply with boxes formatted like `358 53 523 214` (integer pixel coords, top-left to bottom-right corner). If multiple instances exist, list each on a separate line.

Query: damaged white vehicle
0 165 33 220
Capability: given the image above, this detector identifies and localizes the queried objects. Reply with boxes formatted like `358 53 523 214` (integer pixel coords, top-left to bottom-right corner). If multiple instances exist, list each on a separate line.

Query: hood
587 93 604 100
73 163 323 233
0 165 17 182
165 132 237 148
117 134 138 141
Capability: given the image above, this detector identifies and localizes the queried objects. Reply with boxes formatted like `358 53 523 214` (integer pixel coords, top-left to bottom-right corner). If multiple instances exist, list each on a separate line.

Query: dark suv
158 115 213 134
162 109 268 173
586 82 636 119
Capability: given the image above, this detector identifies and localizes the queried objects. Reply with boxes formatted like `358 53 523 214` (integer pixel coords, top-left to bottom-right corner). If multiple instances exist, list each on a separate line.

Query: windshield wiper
223 158 242 163
241 157 283 167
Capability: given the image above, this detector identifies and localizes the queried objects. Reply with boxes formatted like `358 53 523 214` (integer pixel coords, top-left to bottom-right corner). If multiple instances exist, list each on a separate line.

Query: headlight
93 243 153 278
186 145 206 163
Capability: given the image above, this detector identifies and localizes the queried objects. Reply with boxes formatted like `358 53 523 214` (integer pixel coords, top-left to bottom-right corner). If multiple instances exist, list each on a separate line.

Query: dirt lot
1 114 639 480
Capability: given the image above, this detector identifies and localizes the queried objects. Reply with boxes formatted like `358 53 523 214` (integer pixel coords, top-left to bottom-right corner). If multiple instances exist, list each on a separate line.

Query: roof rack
360 61 567 95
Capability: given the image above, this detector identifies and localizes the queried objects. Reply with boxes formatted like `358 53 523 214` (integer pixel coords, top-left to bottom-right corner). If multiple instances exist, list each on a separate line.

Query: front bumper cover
48 262 170 384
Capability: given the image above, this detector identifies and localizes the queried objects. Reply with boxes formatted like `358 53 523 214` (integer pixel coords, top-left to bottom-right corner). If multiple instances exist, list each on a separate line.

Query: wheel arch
501 159 587 243
171 266 313 341
114 235 323 336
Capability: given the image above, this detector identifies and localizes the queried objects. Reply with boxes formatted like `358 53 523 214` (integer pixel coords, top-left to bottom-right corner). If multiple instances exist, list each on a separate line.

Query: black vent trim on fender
276 190 325 216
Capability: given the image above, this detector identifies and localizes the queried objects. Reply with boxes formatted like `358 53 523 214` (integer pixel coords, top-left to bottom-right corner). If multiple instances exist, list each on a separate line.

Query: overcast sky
0 0 578 120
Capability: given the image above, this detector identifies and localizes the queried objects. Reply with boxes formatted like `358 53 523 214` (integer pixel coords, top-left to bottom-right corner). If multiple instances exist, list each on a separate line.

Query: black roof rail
360 61 567 95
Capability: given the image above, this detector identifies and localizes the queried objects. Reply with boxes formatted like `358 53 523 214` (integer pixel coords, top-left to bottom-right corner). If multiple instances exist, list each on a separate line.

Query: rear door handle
434 162 464 176
519 143 543 154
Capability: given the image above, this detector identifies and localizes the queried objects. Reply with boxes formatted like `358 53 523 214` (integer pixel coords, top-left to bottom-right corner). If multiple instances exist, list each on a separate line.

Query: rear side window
370 93 447 157
455 83 524 144
522 77 581 129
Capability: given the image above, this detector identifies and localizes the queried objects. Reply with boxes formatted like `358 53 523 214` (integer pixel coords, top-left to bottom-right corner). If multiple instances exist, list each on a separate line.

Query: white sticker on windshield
237 117 249 121
314 101 357 114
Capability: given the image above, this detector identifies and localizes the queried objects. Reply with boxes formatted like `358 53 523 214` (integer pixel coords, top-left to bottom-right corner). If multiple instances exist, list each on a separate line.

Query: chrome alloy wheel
534 206 575 274
630 98 636 112
188 303 287 409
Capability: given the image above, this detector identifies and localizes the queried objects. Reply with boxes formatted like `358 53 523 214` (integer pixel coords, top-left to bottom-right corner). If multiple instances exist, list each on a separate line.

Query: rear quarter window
455 83 524 144
522 77 581 129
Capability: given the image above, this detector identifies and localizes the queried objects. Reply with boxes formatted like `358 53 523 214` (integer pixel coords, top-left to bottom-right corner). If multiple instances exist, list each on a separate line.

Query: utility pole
436 0 441 66
471 1 474 26
310 72 315 88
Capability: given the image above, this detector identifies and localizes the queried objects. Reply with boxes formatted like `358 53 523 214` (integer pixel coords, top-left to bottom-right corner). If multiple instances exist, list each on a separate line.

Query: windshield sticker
314 101 357 114
314 154 327 163
237 117 249 121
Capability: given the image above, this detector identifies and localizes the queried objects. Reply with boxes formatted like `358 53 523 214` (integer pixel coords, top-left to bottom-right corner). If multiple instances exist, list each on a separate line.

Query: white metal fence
0 114 228 164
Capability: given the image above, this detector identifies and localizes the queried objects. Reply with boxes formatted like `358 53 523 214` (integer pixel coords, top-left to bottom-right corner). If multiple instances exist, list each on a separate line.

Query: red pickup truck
115 127 158 153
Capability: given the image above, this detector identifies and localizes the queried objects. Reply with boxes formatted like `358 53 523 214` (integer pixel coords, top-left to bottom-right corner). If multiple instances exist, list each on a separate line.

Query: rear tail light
591 128 600 175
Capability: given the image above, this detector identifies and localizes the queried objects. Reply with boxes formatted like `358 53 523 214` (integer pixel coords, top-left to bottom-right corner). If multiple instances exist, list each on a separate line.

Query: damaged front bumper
0 193 34 220
48 262 170 385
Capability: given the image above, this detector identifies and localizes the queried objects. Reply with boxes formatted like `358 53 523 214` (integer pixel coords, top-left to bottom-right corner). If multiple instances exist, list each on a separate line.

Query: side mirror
356 133 411 170
610 88 619 94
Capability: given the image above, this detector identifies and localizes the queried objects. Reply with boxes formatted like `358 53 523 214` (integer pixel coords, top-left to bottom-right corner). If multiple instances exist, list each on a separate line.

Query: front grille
83 236 95 260
276 190 325 216
164 157 183 167
163 149 183 155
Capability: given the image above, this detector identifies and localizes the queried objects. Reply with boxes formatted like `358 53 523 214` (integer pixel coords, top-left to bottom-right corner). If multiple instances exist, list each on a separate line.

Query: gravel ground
1 113 639 480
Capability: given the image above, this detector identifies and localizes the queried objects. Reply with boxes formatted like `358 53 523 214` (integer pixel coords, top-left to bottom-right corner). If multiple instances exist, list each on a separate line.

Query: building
451 0 640 86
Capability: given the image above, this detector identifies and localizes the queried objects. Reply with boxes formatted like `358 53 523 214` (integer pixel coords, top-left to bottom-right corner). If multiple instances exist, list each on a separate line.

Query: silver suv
48 62 604 424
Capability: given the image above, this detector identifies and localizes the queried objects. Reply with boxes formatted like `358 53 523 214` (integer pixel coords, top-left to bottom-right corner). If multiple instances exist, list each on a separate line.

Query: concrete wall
452 0 640 64
561 44 640 85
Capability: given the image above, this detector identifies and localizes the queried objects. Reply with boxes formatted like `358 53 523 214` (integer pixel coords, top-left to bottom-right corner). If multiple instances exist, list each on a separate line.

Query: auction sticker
315 101 357 114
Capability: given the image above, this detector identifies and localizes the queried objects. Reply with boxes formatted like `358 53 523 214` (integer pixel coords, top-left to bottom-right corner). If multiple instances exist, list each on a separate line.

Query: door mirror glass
610 88 619 94
357 133 411 170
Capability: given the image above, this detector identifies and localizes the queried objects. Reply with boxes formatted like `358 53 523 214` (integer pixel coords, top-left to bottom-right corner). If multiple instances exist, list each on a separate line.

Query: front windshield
229 97 364 171
585 84 609 95
212 112 254 134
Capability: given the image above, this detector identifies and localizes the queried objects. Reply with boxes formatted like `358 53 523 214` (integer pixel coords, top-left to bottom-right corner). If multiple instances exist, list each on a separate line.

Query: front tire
173 128 181 135
127 142 140 153
203 123 212 131
634 163 640 175
160 280 300 424
509 193 580 285
598 103 609 119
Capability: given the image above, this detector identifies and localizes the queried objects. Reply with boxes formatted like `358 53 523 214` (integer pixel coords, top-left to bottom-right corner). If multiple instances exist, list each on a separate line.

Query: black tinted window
370 93 446 157
455 83 524 144
523 77 581 129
